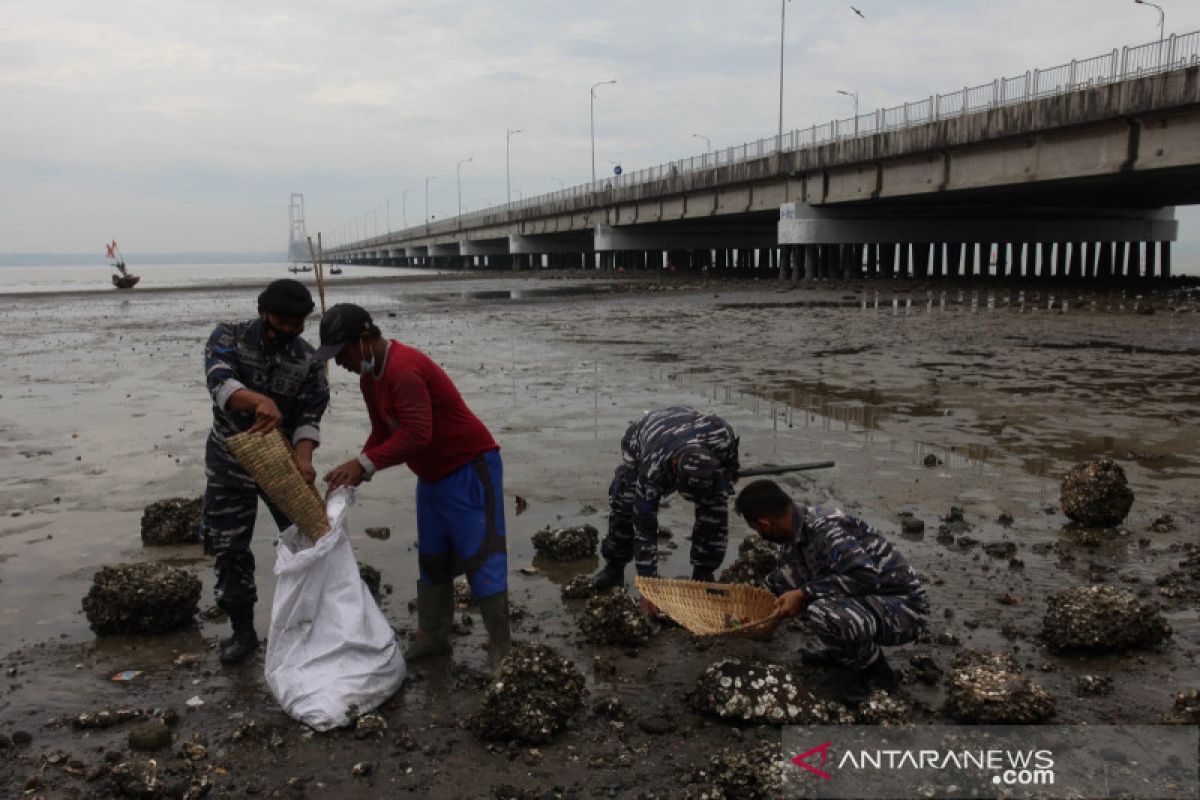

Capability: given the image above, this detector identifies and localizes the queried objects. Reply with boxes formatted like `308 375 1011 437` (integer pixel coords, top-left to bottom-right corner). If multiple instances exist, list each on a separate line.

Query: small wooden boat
106 240 140 289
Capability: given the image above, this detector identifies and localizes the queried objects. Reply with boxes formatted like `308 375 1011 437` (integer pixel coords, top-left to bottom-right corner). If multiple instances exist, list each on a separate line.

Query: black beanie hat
258 279 315 316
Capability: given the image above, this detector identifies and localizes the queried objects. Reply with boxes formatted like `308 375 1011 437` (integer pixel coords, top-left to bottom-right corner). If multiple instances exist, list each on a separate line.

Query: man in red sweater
318 304 509 668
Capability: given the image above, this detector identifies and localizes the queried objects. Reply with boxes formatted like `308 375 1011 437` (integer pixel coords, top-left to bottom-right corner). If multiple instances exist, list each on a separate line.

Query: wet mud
0 272 1198 797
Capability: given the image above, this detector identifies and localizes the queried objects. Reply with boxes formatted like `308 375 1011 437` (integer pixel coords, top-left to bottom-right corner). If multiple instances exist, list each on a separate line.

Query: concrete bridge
328 32 1200 281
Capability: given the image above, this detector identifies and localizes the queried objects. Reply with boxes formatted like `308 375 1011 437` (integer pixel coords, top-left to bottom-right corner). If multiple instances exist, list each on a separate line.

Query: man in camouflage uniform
201 279 329 665
593 406 740 590
734 479 929 705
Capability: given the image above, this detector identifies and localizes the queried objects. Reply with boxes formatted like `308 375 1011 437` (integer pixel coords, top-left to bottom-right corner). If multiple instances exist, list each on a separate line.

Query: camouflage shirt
203 320 329 461
764 503 929 611
622 406 739 537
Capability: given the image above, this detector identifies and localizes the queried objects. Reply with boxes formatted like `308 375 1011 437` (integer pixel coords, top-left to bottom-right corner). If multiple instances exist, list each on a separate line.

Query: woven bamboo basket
634 577 782 641
224 429 330 541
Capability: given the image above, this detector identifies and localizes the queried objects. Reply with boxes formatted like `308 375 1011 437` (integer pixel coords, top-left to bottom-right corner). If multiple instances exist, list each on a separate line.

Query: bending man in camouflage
201 279 329 665
594 406 739 590
734 479 929 706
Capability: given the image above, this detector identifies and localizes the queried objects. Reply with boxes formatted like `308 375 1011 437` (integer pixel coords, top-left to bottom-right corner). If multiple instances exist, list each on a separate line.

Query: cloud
1 0 1198 257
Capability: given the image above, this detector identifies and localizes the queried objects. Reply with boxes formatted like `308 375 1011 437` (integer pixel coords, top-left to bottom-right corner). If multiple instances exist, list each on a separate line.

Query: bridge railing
369 30 1200 245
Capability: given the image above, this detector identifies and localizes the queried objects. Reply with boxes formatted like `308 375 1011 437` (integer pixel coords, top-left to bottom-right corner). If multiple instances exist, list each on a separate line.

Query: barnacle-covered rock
82 562 201 635
856 690 912 725
469 642 587 743
944 650 1055 723
139 497 202 546
691 658 854 725
71 708 144 730
1042 585 1171 652
454 577 473 608
110 755 165 798
560 574 597 600
1060 458 1134 527
686 742 788 800
531 525 598 561
579 590 651 645
1075 675 1113 697
718 535 780 585
1163 689 1200 724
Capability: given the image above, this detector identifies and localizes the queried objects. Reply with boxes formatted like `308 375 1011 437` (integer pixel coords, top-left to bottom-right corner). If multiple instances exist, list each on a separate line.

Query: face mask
358 336 377 375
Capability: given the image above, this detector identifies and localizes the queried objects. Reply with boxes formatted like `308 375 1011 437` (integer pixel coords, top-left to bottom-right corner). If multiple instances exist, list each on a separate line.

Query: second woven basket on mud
224 429 330 541
634 577 781 641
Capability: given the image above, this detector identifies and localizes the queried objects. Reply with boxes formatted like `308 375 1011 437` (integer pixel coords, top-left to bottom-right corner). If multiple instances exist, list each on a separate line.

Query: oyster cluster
531 524 599 561
692 658 853 725
1060 458 1134 527
579 590 651 646
139 497 202 546
469 642 587 743
1075 674 1113 697
686 742 788 800
454 577 474 608
944 650 1055 723
717 535 780 585
560 574 597 600
856 690 912 725
1163 689 1200 725
1042 584 1171 652
82 562 201 635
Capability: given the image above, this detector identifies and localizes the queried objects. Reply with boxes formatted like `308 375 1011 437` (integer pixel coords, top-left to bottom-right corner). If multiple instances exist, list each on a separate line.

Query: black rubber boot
691 567 716 583
592 561 626 592
219 606 259 666
839 653 898 707
405 581 454 662
477 590 511 672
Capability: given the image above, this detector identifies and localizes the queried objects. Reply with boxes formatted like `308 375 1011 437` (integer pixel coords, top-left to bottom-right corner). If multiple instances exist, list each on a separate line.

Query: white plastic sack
265 487 406 731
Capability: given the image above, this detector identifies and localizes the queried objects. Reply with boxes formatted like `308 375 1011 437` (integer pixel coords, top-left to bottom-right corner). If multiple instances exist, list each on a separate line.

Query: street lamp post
506 128 524 204
402 187 416 229
1134 0 1165 41
457 157 473 216
373 205 382 237
425 176 440 224
837 89 860 134
692 133 711 152
386 197 395 232
778 0 791 143
590 79 617 183
363 211 371 240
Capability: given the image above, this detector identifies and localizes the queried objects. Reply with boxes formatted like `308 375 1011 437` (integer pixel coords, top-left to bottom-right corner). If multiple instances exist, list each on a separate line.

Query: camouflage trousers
802 594 928 670
200 457 292 611
600 465 728 576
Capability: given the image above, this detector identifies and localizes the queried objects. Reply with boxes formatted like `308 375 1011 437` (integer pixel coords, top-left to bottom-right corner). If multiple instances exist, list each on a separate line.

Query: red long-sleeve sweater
359 340 498 482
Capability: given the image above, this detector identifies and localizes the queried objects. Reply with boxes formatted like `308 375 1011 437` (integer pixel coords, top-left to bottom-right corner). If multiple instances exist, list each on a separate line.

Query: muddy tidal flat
1 272 1198 798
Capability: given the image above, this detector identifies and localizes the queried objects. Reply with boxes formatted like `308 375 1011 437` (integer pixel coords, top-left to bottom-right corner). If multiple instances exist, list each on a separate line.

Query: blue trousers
415 450 507 599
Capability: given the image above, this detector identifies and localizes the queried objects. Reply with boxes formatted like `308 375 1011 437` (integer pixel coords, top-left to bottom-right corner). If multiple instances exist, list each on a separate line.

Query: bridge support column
1128 241 1142 278
1115 242 1129 279
1144 241 1157 278
1161 242 1172 279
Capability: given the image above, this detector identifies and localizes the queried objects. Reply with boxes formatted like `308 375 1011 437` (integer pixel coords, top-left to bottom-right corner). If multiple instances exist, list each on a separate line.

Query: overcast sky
2 0 1198 256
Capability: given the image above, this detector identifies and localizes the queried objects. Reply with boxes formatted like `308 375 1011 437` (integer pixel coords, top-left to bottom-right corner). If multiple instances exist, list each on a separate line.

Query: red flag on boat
106 241 117 259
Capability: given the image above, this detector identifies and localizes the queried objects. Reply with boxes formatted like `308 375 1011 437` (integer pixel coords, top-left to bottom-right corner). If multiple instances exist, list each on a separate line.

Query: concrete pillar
947 243 961 277
1115 242 1128 278
1161 241 1172 279
897 243 910 278
1145 241 1157 278
789 246 801 280
1037 242 1050 280
1128 241 1143 278
1099 242 1114 279
866 243 879 279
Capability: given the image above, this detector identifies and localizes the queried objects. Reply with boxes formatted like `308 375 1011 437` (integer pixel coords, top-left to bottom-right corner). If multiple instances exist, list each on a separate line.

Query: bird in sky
850 5 866 18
